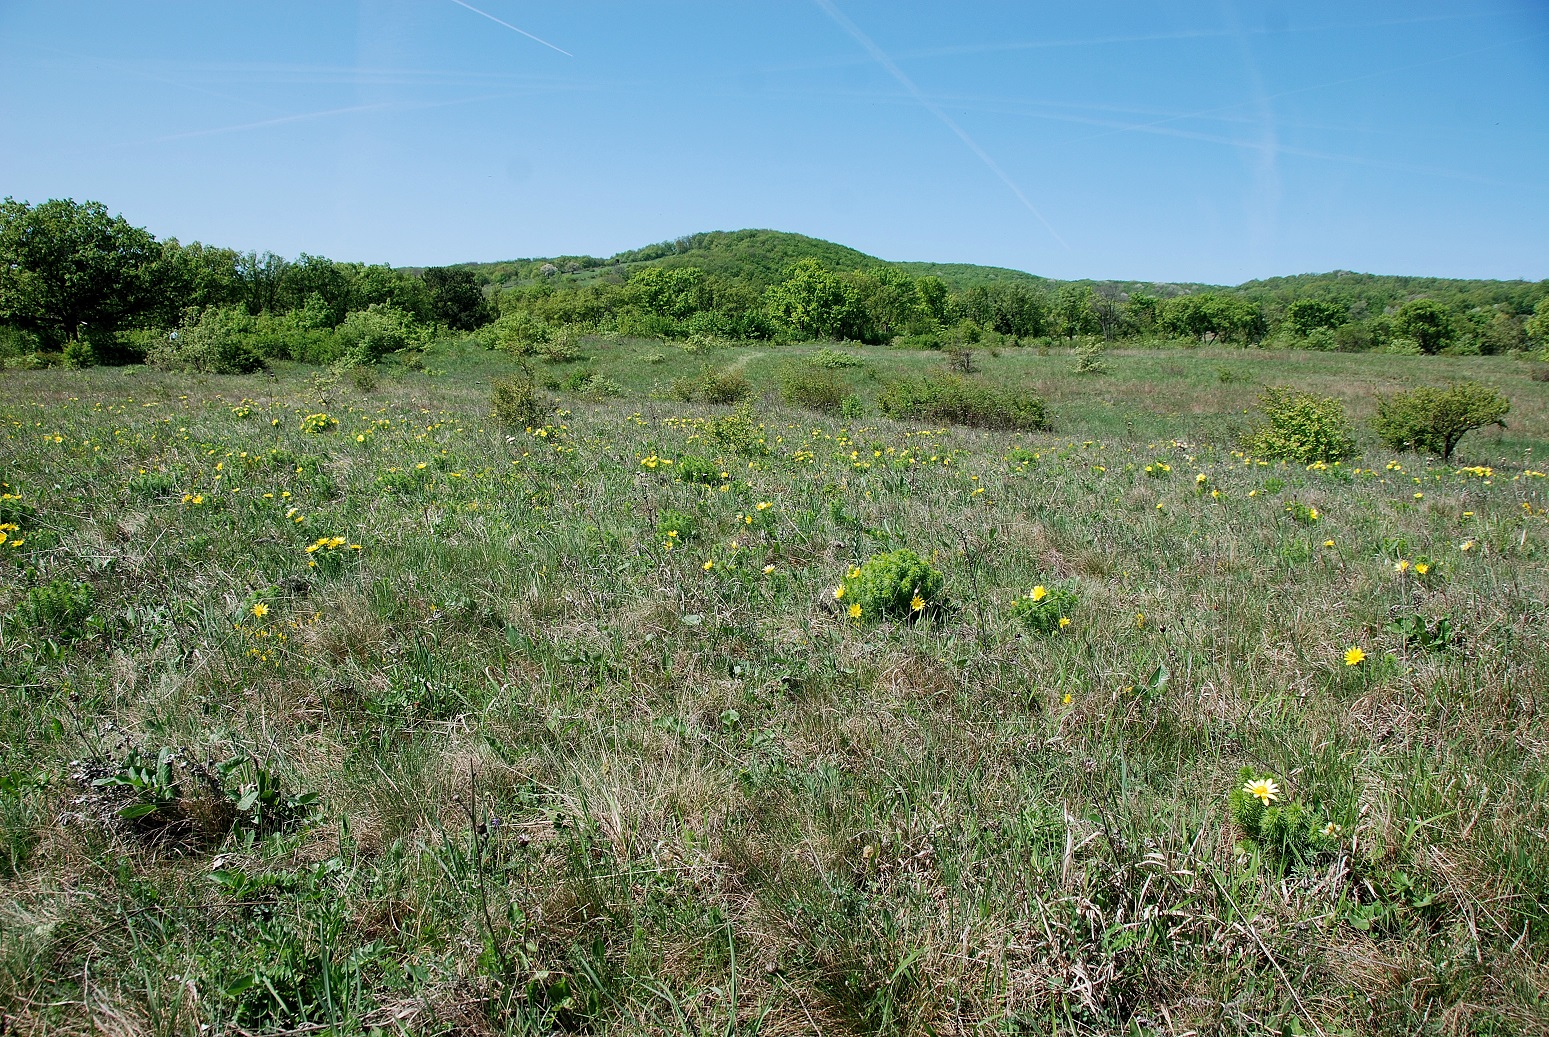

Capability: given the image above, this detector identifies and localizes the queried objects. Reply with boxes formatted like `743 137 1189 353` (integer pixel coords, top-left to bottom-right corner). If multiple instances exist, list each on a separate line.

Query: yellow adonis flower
1324 539 1335 548
1415 562 1430 575
1058 616 1071 629
251 602 269 619
702 560 714 571
1395 559 1410 573
910 593 926 612
1031 585 1047 602
1243 777 1280 806
834 584 845 599
848 602 861 619
1345 646 1366 666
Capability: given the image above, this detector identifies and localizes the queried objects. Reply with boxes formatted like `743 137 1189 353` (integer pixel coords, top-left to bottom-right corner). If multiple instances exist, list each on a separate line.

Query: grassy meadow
2 336 1548 1036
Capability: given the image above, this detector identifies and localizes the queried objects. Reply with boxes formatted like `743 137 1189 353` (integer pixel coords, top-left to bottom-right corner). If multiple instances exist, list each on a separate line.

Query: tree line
3 198 1546 369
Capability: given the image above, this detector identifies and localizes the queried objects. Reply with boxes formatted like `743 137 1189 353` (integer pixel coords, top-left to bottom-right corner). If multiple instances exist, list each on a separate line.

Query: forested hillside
3 199 1547 374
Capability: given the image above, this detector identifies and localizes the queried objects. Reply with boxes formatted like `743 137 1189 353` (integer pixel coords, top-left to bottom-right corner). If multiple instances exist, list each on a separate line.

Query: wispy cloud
446 0 572 57
810 0 1068 250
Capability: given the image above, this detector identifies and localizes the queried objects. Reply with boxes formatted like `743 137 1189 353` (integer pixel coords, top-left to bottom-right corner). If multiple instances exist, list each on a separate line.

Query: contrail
810 0 1069 250
446 0 573 57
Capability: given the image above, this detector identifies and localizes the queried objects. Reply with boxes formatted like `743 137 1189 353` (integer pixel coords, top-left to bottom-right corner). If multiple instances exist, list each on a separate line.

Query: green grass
2 338 1548 1035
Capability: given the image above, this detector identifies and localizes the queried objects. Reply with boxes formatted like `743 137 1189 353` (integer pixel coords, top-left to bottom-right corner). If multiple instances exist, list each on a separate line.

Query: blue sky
1 1 1545 284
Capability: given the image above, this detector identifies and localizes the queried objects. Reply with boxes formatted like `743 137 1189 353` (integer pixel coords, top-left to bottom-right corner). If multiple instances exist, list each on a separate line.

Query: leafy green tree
955 282 1047 338
422 267 491 330
764 259 862 340
1395 299 1455 354
1160 293 1264 344
625 266 709 320
1285 299 1347 334
348 263 434 323
236 251 287 316
155 240 244 323
1052 283 1098 341
1124 292 1160 335
1525 297 1549 352
1371 381 1509 461
0 197 162 347
278 254 350 325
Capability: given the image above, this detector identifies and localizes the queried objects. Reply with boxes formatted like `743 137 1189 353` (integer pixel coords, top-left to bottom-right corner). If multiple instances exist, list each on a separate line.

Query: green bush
1009 582 1078 633
877 375 1047 431
478 311 555 354
705 408 768 455
655 508 699 543
805 347 866 369
491 376 545 430
1073 339 1107 374
674 366 752 405
60 338 96 369
780 365 850 413
676 455 724 486
334 303 423 362
145 306 265 375
701 367 752 404
1371 381 1510 461
1242 386 1355 464
834 549 944 621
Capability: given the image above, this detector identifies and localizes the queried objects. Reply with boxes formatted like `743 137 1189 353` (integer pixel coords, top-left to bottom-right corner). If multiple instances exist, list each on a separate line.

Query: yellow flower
1323 539 1335 548
702 560 714 571
1031 585 1047 602
1243 777 1280 806
1459 540 1475 552
1058 616 1071 629
910 593 926 612
1414 562 1429 575
251 602 269 619
1062 693 1072 705
762 564 775 574
1321 822 1341 838
1344 646 1365 666
834 584 845 599
1395 559 1409 572
1135 612 1145 629
848 602 861 619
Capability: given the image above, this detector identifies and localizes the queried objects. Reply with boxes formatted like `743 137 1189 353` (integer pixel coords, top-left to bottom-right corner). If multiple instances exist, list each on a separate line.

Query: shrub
877 375 1047 431
674 366 752 405
943 345 977 373
1009 582 1077 633
491 376 545 430
780 365 849 413
575 373 625 400
706 408 768 455
299 412 337 434
805 347 865 369
655 508 698 544
834 549 944 621
1073 339 1107 374
60 339 96 369
479 311 555 354
676 455 724 486
146 306 264 375
701 368 752 404
1371 381 1510 461
334 303 422 362
1242 386 1355 464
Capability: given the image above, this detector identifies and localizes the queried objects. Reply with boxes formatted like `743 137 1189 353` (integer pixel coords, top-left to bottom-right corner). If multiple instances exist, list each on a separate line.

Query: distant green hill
460 229 1544 311
1234 271 1546 316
